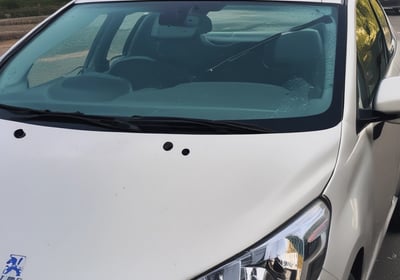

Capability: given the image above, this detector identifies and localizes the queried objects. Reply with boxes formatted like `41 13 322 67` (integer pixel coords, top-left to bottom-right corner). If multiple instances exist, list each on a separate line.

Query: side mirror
375 76 400 114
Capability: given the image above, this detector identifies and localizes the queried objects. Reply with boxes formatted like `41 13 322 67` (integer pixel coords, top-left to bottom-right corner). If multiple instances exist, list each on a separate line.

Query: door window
356 0 388 108
370 0 394 55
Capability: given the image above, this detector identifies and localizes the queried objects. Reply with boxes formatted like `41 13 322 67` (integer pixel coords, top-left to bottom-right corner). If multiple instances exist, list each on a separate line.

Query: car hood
0 120 341 280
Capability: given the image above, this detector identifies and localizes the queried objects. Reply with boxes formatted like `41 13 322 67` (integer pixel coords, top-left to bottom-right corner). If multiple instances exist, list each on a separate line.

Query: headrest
196 15 212 34
270 29 323 65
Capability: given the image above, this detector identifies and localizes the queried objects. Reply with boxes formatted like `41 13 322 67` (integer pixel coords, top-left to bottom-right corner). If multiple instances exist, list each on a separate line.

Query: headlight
195 200 330 280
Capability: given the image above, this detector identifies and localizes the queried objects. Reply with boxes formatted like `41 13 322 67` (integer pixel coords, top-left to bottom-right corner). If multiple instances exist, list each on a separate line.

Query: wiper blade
0 105 273 134
25 113 142 132
129 116 274 134
0 104 141 132
207 15 332 73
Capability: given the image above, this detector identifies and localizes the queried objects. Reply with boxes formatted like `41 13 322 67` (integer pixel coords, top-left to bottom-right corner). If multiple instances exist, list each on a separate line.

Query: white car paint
0 1 400 280
321 1 400 278
0 119 340 279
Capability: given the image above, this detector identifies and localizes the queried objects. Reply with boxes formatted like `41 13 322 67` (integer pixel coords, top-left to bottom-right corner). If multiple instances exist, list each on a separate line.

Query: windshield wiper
0 104 273 134
0 104 141 132
206 15 332 73
128 116 274 134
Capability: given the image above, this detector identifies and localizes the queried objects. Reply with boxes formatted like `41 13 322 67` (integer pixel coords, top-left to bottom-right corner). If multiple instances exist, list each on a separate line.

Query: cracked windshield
0 1 339 129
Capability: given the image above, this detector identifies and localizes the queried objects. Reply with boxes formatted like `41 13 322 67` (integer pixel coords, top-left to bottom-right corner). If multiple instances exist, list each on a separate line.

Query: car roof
74 0 344 5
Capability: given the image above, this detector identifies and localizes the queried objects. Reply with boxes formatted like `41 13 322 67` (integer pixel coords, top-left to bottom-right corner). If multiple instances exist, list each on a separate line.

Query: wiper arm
207 15 332 73
129 116 274 134
0 104 141 132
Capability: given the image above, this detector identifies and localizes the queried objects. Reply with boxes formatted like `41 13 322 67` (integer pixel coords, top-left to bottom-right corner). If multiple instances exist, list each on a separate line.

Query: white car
0 0 399 279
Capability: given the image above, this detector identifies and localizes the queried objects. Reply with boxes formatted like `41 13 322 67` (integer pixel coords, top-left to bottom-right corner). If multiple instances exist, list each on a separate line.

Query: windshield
0 1 343 133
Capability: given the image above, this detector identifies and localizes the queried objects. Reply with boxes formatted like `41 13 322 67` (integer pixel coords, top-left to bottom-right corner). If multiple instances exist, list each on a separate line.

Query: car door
356 0 400 239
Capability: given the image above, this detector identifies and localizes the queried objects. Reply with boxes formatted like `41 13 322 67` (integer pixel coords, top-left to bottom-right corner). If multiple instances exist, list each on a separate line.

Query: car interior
0 3 338 120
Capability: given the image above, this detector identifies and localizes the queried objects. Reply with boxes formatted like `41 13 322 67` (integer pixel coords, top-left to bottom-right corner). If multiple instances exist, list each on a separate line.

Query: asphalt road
368 13 400 280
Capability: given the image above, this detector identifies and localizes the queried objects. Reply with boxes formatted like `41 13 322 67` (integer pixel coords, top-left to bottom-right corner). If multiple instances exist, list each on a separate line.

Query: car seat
263 29 324 97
